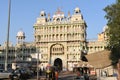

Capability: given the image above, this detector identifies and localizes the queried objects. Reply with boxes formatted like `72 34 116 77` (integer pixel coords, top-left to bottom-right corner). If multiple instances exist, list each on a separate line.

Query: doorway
54 58 62 71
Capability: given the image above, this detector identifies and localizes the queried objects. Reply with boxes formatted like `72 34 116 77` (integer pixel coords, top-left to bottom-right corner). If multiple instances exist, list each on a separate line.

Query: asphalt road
59 75 76 80
28 75 76 80
28 71 77 80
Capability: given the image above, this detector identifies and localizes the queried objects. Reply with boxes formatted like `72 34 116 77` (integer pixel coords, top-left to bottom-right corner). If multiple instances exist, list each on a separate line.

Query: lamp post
36 49 39 80
5 0 11 71
14 47 17 69
36 49 42 80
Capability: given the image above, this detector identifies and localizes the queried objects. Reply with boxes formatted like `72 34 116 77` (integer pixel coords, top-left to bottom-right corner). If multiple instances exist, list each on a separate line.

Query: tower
16 30 25 44
33 7 87 70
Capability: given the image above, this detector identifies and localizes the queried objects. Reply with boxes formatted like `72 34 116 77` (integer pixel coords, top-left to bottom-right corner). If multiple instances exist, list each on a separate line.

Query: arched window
56 18 60 21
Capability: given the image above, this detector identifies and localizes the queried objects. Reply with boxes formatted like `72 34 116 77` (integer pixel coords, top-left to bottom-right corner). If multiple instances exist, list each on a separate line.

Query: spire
48 13 50 17
47 13 51 21
68 11 70 17
55 7 64 15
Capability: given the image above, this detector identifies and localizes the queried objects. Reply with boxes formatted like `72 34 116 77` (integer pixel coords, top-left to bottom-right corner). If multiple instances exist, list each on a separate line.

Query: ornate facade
0 30 36 69
33 7 107 70
0 7 107 71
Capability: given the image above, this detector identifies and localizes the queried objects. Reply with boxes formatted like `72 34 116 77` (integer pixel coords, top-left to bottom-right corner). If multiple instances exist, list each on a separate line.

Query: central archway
54 58 62 71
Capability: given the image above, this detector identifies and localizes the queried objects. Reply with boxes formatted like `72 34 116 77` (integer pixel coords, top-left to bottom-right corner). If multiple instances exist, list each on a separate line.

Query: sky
0 0 115 45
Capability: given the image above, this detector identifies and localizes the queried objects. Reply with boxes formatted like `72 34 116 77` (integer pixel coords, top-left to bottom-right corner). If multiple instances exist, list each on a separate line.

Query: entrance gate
54 58 62 71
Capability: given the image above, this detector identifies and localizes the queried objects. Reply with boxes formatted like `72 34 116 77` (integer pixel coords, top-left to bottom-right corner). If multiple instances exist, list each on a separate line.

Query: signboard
90 70 96 75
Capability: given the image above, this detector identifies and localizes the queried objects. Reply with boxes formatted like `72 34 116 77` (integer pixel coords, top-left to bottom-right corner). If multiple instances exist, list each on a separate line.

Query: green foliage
104 0 120 67
110 46 120 68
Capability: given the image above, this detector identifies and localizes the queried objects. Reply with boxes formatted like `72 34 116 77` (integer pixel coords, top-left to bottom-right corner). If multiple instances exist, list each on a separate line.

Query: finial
47 13 51 21
68 11 70 16
48 13 50 17
55 7 63 14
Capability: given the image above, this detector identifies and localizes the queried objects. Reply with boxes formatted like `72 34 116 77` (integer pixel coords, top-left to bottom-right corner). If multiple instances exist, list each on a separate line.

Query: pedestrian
55 71 58 80
39 68 42 76
84 73 89 80
77 71 81 77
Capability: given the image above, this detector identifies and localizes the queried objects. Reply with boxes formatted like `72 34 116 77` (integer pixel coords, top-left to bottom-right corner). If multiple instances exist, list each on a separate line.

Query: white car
0 71 12 79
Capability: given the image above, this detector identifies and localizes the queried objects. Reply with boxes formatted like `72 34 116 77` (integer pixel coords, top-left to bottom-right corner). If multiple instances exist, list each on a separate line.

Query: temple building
0 7 108 71
0 30 36 69
33 7 107 70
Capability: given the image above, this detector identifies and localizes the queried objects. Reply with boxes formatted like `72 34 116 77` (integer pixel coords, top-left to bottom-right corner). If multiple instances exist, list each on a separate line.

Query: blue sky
0 0 115 45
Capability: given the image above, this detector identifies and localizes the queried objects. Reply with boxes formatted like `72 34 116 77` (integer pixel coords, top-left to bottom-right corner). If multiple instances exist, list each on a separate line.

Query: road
59 75 76 80
28 71 77 80
28 75 76 80
58 71 76 80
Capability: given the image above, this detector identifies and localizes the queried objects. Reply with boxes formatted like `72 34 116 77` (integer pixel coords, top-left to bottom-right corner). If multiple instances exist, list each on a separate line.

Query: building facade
0 7 107 71
0 30 36 69
33 7 107 70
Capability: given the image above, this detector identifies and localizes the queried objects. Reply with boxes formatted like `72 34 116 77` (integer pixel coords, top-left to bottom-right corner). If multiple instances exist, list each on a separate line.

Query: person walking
55 71 58 80
84 73 89 80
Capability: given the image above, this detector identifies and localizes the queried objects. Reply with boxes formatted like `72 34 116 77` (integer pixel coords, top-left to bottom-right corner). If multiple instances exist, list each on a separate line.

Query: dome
17 30 25 37
103 25 108 32
74 7 80 13
40 10 46 17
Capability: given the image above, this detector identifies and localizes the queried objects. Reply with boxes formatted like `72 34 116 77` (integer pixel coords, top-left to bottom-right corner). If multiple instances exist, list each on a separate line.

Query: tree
104 0 120 67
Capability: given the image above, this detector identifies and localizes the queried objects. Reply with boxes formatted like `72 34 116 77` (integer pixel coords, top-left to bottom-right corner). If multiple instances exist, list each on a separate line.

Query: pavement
98 76 117 80
27 72 118 80
28 71 76 80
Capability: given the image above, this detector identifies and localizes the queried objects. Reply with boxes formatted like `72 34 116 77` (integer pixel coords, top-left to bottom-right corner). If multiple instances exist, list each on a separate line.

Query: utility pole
5 0 11 71
37 51 39 80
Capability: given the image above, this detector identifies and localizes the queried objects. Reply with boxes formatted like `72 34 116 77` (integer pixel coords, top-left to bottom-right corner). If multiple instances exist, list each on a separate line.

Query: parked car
0 71 12 79
0 69 4 72
10 68 33 80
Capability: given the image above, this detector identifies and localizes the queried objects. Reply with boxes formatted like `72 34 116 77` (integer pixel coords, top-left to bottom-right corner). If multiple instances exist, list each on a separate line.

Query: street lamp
36 49 42 80
36 49 39 80
5 0 11 71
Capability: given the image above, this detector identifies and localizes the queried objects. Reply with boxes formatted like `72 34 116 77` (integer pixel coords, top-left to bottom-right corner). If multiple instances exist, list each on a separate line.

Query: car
0 71 12 79
10 68 33 80
0 69 3 72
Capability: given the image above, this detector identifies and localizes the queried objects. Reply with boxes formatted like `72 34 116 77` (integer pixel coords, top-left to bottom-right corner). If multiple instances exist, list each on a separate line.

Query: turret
36 10 47 24
16 30 25 44
71 7 83 22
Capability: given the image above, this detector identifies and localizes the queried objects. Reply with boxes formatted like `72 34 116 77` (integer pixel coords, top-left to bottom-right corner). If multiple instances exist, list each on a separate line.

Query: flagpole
5 0 11 71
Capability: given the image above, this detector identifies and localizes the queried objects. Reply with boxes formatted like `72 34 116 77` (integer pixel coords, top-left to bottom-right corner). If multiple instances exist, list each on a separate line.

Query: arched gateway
50 43 64 71
54 58 62 71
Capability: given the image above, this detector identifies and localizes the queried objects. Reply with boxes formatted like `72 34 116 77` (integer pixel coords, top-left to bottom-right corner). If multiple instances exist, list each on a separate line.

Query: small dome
40 10 46 17
103 25 108 32
17 30 25 37
74 7 80 13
